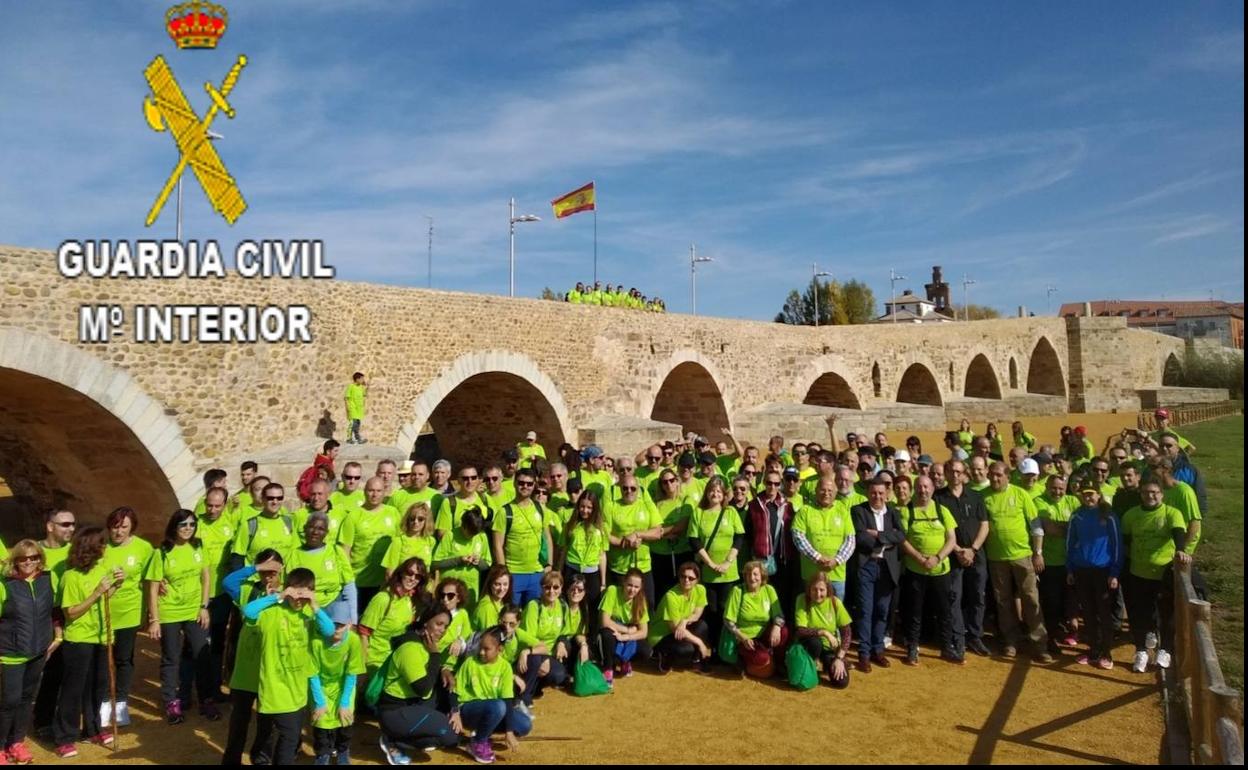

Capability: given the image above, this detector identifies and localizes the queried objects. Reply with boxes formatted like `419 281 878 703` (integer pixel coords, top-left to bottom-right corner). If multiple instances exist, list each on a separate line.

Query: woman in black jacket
0 539 60 764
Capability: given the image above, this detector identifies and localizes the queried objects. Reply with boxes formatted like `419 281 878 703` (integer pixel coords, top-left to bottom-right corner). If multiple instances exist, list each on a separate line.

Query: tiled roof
1059 300 1244 320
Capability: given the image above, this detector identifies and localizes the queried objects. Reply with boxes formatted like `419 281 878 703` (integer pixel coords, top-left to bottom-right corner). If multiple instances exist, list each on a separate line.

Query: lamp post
961 274 976 321
889 268 907 324
690 243 713 315
812 263 832 326
425 216 434 288
1046 285 1057 315
177 130 223 242
508 198 540 298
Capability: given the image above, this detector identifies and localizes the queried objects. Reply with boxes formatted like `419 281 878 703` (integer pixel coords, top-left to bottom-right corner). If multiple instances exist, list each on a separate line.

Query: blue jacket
1065 507 1122 577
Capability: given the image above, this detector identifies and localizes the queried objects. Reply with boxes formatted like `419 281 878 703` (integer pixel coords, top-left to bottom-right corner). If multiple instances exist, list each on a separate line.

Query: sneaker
89 733 114 748
1061 635 1078 647
7 742 34 765
201 701 222 721
1096 657 1115 670
1155 649 1172 669
54 745 78 759
1132 650 1149 674
99 701 113 729
967 638 991 657
696 657 712 674
116 701 132 727
358 438 369 445
940 650 966 666
314 755 332 766
514 702 534 719
904 647 919 666
1076 654 1091 665
336 751 352 765
1001 645 1018 659
602 668 614 685
1144 631 1158 651
345 438 358 445
621 661 634 677
655 651 670 674
379 736 411 766
468 739 494 765
1034 652 1055 664
882 635 893 650
166 699 184 725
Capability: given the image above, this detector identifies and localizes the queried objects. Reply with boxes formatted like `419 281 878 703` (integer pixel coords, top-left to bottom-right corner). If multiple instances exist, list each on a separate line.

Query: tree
774 278 849 326
838 280 877 324
947 303 1002 321
540 287 563 301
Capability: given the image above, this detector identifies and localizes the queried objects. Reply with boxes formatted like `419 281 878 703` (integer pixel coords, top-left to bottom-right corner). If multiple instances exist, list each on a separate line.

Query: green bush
1178 349 1245 398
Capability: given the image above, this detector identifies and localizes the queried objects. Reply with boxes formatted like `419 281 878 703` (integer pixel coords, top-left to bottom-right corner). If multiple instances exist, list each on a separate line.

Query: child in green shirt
309 601 366 764
450 627 533 764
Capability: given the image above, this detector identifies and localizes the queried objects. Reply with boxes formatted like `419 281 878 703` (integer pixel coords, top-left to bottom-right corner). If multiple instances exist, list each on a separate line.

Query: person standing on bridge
344 372 368 445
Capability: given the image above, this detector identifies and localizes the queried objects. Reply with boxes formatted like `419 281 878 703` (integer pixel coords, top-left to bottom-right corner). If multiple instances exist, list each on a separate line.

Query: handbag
785 644 819 691
717 626 738 665
572 659 611 696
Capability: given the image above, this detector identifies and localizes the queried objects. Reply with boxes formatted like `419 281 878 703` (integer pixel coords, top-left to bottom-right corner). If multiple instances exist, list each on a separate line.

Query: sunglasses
733 487 750 493
621 485 638 492
516 480 535 488
764 481 781 487
265 496 284 502
647 456 662 462
53 521 76 528
177 520 197 528
343 475 361 481
441 592 458 600
15 555 41 563
460 474 479 481
661 478 677 484
486 475 501 482
679 574 698 582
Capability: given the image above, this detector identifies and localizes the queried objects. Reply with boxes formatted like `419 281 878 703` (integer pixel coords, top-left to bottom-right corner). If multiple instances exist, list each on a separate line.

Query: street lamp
690 243 713 315
961 274 976 321
425 216 434 288
889 268 907 324
812 263 832 327
1046 285 1057 315
508 198 540 298
177 130 223 242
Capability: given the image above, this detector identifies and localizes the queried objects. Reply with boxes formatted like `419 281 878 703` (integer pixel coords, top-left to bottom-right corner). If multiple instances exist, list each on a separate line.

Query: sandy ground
25 633 1164 766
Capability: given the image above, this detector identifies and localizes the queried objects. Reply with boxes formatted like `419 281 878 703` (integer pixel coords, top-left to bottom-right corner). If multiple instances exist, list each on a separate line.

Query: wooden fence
1173 562 1244 764
1137 402 1243 432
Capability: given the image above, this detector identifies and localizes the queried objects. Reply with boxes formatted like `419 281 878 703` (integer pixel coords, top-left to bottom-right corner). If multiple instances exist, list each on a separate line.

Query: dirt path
30 635 1163 765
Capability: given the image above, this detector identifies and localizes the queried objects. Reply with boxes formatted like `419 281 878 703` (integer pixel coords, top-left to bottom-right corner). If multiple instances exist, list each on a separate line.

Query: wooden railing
1137 402 1243 432
1173 562 1244 764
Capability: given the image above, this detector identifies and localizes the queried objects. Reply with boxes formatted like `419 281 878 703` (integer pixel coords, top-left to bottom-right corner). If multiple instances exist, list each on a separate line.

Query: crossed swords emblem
142 54 248 227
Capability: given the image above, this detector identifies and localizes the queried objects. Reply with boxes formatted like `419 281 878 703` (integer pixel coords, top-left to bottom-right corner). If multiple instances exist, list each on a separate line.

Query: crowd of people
0 407 1208 765
559 281 665 311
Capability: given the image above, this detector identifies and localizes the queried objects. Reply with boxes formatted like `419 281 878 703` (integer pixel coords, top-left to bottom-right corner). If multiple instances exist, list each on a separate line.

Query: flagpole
593 204 598 284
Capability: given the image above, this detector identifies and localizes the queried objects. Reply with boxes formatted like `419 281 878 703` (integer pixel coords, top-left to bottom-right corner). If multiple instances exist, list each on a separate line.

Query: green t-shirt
382 534 436 573
254 602 319 714
345 504 399 588
196 511 237 597
294 505 353 549
359 589 416 671
1034 494 1079 567
310 629 366 729
724 584 781 639
41 542 70 579
899 501 957 576
455 655 514 703
1121 504 1187 581
386 487 438 521
598 584 649 627
102 537 154 629
605 497 662 574
647 583 707 645
563 523 607 570
61 562 111 644
794 594 851 650
330 488 365 512
983 486 1039 562
383 640 432 700
433 494 495 537
545 492 575 548
562 604 586 638
144 543 206 624
650 498 692 556
688 506 745 583
430 530 492 603
516 442 546 465
1162 482 1202 553
345 382 366 419
287 545 355 608
957 430 975 452
229 576 269 692
495 500 548 574
791 501 854 581
473 595 506 632
437 608 473 655
233 513 296 563
522 599 567 649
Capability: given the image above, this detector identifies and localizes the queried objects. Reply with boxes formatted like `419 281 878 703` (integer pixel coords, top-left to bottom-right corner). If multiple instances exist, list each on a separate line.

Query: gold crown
166 1 228 49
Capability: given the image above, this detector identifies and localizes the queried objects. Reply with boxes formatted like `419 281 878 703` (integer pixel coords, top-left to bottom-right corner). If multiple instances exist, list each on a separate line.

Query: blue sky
1 1 1243 319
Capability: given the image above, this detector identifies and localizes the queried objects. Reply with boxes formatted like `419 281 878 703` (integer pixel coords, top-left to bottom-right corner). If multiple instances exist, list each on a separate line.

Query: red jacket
746 494 796 562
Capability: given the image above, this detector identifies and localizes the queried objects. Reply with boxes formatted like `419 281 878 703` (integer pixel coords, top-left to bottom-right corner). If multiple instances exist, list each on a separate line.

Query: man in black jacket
850 477 906 673
934 459 991 657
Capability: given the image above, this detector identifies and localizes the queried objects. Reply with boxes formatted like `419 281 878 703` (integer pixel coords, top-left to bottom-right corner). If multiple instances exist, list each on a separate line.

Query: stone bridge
0 245 1185 531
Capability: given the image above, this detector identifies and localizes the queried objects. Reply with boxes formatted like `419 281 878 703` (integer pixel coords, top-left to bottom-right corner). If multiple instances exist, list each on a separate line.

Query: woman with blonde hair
382 503 437 581
723 560 788 678
0 540 59 763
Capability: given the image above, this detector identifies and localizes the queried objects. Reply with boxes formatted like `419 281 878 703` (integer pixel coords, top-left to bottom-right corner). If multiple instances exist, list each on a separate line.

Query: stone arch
1162 352 1184 386
1009 357 1019 390
0 328 197 536
396 351 571 469
645 350 733 442
896 362 943 406
964 354 1003 399
1026 336 1066 397
798 355 862 409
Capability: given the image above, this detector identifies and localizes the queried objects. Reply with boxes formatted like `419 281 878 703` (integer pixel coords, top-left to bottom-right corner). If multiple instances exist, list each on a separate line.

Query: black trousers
800 636 850 689
32 644 63 731
112 625 139 703
595 628 652 669
903 571 953 653
160 620 211 705
53 641 108 745
313 725 354 757
651 552 684 604
704 580 738 652
520 653 568 705
1039 564 1074 641
376 696 458 749
254 710 303 766
0 654 46 745
1125 572 1176 652
562 566 604 636
221 689 270 766
653 619 712 667
1073 568 1115 659
182 593 232 701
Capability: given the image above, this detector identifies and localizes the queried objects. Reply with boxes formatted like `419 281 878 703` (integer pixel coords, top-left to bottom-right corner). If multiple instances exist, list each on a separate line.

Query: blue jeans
854 559 894 657
830 580 846 601
349 418 362 441
511 572 543 608
459 700 532 738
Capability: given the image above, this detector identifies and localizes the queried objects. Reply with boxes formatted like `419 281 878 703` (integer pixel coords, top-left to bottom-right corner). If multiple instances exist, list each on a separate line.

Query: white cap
525 430 537 441
398 459 415 474
684 431 697 443
1019 458 1040 476
894 450 911 462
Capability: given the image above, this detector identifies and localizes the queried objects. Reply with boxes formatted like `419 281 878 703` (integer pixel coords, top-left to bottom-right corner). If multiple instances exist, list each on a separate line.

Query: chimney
1017 305 1027 318
1083 301 1092 317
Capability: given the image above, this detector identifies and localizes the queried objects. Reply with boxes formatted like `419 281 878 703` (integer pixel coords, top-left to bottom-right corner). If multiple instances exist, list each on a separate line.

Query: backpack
364 655 391 708
499 501 550 566
785 644 819 691
247 514 294 550
296 465 321 504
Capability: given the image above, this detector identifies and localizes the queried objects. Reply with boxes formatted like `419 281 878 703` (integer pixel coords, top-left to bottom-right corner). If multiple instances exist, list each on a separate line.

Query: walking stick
104 592 118 750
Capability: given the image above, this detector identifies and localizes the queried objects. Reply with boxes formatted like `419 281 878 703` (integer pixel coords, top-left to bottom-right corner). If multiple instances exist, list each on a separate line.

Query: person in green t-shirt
650 561 712 672
449 626 533 764
597 569 650 684
604 474 663 608
240 567 335 766
1034 474 1079 650
688 477 745 643
983 462 1051 663
794 571 852 688
1011 421 1037 452
194 487 238 709
1151 457 1202 555
233 482 297 567
287 512 357 622
518 571 571 712
724 561 788 678
431 506 493 605
220 549 284 765
101 506 154 729
382 502 437 581
375 605 459 764
491 468 553 608
648 469 693 599
344 371 368 445
145 509 212 724
898 475 959 665
358 558 430 673
54 525 123 755
307 602 366 765
554 493 608 632
1121 480 1191 674
345 477 400 611
0 539 60 760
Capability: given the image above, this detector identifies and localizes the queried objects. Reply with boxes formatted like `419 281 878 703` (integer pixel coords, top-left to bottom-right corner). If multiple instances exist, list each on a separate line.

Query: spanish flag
551 182 595 219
